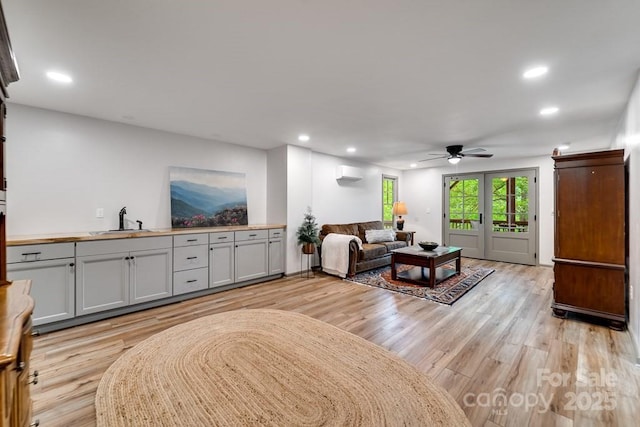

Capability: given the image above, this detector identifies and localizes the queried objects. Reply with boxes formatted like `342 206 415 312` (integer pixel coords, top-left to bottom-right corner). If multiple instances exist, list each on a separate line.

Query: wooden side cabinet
552 149 626 329
1 279 36 427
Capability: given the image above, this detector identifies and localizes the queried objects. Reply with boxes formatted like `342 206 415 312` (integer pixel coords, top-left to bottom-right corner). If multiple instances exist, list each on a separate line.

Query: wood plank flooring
29 259 639 426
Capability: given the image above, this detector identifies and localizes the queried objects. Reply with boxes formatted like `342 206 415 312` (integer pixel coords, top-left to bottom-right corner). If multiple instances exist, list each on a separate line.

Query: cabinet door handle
217 236 227 239
69 262 75 267
186 279 197 283
15 361 25 372
249 234 257 237
125 256 130 260
186 256 198 260
21 251 42 256
187 239 198 242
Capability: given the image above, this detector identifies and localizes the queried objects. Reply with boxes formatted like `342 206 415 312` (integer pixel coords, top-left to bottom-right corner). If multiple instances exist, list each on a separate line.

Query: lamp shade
392 201 408 216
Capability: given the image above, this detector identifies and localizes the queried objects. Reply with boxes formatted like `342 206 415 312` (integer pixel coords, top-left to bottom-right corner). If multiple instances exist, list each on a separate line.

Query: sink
89 229 152 236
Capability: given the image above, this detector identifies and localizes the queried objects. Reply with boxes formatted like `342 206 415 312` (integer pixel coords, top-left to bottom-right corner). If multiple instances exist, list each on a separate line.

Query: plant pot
302 243 316 254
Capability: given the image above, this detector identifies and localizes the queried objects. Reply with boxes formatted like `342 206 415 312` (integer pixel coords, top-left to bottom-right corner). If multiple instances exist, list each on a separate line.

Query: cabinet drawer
173 245 208 271
235 229 268 242
174 233 209 247
174 268 209 295
269 228 285 239
8 242 75 263
209 231 234 244
77 236 172 256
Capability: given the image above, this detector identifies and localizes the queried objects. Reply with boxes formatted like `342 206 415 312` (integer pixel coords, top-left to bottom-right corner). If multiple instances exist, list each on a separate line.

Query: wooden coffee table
391 246 462 287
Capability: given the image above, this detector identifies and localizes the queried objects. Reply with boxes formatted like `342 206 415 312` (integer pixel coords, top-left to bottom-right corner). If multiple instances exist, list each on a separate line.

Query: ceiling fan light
448 156 461 165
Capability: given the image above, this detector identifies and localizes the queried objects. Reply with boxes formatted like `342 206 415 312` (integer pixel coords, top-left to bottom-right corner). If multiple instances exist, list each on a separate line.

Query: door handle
479 213 483 225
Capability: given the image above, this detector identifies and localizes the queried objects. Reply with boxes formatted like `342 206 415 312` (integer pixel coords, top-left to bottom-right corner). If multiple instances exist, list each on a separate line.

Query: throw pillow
365 229 396 244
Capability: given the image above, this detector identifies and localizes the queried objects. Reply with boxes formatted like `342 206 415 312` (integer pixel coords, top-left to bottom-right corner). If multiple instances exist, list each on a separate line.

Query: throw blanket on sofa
322 233 363 278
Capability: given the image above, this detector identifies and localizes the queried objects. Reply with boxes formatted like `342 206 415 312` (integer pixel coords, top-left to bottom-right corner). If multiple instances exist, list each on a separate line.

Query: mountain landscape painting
169 167 248 228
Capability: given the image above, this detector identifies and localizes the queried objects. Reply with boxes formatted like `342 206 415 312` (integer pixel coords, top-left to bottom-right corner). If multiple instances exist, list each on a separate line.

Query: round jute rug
95 309 470 426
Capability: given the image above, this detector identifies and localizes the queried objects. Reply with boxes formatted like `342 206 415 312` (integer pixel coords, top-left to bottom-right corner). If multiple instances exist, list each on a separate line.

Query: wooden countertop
7 224 286 246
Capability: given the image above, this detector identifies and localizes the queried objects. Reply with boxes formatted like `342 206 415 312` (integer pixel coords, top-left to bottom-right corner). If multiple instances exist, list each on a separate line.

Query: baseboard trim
628 325 640 366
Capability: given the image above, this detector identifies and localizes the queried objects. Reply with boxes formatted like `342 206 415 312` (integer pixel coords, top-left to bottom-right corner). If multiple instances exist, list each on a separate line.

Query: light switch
96 208 104 218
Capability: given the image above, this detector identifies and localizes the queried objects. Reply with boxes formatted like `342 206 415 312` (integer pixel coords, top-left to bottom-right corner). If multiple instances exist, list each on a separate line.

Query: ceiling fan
419 144 494 165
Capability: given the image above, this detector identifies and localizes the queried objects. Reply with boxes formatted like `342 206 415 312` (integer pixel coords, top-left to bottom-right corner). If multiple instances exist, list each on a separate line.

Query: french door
443 169 537 265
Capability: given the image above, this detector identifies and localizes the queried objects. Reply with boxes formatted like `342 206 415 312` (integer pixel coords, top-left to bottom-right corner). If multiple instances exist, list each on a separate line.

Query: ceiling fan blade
418 155 447 162
462 153 494 158
460 147 486 155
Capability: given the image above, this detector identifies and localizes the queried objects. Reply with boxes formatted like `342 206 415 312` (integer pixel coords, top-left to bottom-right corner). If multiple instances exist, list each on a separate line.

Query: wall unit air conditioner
335 165 363 181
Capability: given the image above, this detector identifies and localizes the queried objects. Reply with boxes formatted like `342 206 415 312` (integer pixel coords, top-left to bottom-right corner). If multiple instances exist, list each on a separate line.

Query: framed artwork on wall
169 166 248 228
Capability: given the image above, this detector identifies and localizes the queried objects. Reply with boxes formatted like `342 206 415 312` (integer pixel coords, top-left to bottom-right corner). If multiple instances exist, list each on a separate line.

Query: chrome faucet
119 207 127 230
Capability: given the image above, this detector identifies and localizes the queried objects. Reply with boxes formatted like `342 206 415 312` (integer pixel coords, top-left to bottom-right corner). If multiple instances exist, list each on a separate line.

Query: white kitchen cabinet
235 230 268 282
76 252 129 315
268 229 285 276
173 233 208 295
130 247 173 304
76 236 172 315
7 242 75 325
209 231 234 288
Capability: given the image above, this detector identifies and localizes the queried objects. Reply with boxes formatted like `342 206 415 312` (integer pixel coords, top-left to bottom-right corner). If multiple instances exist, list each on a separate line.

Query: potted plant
296 207 321 254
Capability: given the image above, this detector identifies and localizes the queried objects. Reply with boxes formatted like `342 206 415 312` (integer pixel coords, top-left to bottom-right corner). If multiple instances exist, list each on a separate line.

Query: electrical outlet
96 208 104 218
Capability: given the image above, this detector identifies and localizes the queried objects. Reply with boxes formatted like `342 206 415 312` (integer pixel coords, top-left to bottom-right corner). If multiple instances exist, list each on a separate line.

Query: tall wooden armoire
552 149 626 329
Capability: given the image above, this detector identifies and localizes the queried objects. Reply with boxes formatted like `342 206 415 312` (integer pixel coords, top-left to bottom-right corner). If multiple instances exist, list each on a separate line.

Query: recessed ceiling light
298 134 310 142
557 143 570 150
346 147 356 153
410 163 417 168
523 66 549 79
46 71 73 83
539 106 559 116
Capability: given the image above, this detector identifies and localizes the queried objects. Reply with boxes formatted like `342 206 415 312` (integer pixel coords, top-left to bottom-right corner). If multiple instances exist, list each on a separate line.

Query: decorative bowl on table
418 241 439 251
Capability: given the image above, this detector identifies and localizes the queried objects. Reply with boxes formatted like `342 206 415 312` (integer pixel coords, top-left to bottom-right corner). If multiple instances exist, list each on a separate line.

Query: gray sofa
319 220 411 277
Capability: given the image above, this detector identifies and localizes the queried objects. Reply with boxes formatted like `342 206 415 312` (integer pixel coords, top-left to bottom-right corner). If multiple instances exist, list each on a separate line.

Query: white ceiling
4 0 640 169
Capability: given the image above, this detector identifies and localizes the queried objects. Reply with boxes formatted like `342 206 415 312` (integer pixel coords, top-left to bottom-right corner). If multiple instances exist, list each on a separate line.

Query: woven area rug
95 309 470 426
346 264 494 305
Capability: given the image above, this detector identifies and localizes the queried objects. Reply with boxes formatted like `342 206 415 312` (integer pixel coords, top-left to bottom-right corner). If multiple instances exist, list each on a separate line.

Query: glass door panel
485 171 536 264
444 175 484 258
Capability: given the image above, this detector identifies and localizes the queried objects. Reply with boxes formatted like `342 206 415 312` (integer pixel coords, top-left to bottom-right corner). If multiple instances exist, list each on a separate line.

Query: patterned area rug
346 264 494 305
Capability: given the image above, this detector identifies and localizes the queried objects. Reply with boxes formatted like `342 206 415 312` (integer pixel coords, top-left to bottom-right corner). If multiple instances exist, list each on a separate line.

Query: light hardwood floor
30 259 639 426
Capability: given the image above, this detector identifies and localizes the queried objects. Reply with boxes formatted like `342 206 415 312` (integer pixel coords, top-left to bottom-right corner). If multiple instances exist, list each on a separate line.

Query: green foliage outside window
448 176 529 231
382 177 395 226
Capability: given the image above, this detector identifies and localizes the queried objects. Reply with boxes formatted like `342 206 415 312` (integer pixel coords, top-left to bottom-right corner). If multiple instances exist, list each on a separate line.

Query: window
491 176 529 232
382 176 397 229
448 178 479 230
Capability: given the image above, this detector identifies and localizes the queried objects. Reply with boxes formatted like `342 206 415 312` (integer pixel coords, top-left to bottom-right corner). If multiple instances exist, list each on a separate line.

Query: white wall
267 146 287 224
311 152 400 227
614 73 640 362
402 156 556 265
285 145 313 274
6 104 268 236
